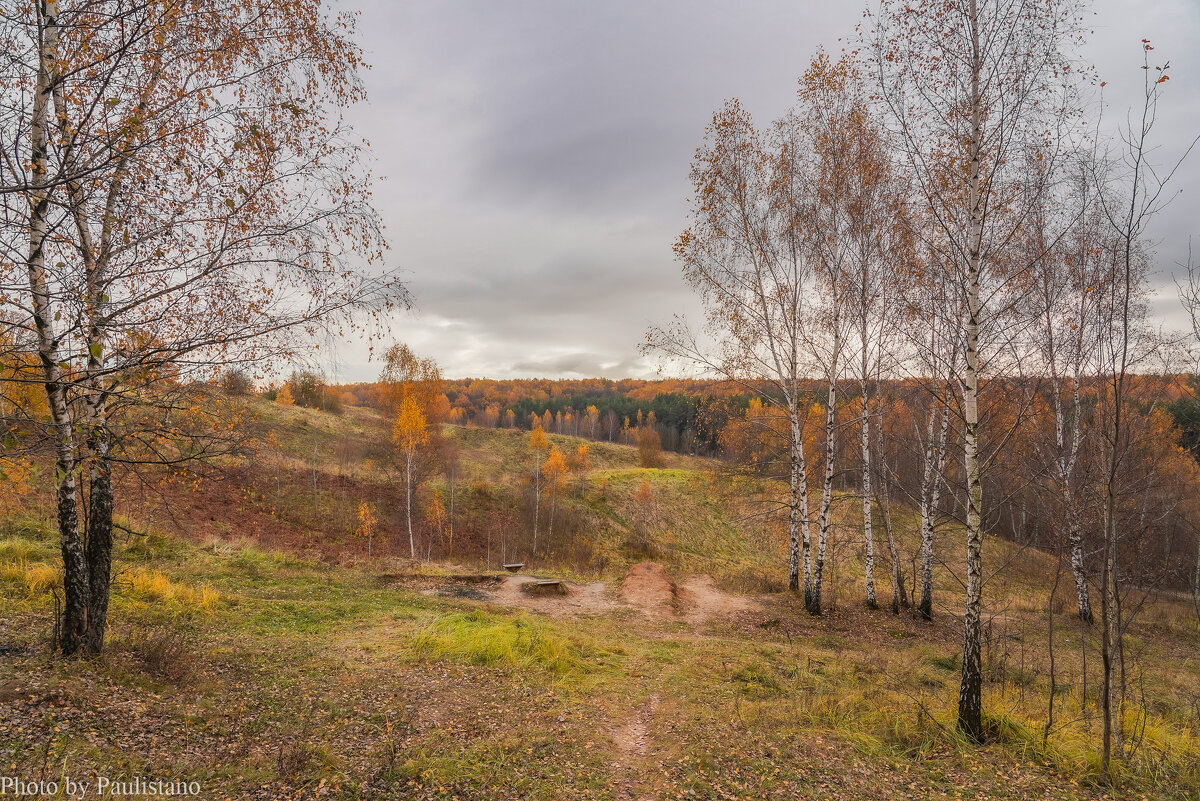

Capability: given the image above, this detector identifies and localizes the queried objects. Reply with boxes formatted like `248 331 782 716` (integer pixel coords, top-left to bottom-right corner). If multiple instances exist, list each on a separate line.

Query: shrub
276 741 317 779
636 427 665 468
219 368 253 396
123 627 196 684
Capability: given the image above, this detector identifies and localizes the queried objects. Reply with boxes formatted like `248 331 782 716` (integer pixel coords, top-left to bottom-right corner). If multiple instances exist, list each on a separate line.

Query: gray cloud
332 0 1200 381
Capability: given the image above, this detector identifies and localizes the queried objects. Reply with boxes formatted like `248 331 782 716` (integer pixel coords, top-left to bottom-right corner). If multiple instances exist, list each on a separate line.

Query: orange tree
355 501 378 558
380 344 443 560
542 446 568 548
393 395 429 560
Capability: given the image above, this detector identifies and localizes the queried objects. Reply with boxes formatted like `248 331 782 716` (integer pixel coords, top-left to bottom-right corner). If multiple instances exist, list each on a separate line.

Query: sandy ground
619 562 678 615
676 573 758 625
422 561 760 627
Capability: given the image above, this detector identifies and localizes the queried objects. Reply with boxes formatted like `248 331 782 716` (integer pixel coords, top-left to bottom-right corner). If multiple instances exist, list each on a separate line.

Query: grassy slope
227 399 785 586
1 401 1198 799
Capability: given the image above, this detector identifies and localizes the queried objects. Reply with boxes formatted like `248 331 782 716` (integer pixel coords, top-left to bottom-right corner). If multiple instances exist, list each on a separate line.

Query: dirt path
611 693 661 801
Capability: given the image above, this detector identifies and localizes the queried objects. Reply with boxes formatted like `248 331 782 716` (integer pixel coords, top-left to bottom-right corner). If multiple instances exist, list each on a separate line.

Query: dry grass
0 559 61 595
120 567 219 612
121 626 197 684
0 405 1195 799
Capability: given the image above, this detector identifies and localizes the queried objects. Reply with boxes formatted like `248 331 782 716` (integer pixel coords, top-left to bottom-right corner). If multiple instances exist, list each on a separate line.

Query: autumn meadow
3 1 1200 800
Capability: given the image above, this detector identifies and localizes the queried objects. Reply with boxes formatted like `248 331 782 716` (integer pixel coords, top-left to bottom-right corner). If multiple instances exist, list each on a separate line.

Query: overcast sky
332 0 1200 381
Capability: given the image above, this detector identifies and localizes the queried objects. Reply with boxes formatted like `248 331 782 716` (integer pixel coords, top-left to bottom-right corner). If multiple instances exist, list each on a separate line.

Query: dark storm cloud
335 0 1200 381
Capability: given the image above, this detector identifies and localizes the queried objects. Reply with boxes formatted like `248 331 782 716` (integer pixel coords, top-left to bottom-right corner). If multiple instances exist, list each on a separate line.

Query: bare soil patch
620 562 761 625
620 562 678 616
677 574 758 625
421 563 762 627
485 574 620 617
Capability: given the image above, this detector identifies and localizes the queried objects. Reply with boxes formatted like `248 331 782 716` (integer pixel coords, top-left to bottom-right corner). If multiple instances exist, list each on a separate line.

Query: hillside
1 400 1199 799
136 398 784 589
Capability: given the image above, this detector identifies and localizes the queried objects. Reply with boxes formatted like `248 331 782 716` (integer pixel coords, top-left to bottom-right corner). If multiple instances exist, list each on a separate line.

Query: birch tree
873 389 909 613
792 55 857 616
381 345 443 560
0 0 395 655
834 64 913 610
646 99 817 604
1025 168 1107 623
543 445 568 548
871 0 1084 740
1179 252 1200 628
528 425 549 556
393 395 428 559
908 267 961 622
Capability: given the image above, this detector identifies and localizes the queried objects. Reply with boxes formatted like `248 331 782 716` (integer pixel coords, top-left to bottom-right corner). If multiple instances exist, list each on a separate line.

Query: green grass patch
730 659 785 697
409 610 608 675
0 536 47 562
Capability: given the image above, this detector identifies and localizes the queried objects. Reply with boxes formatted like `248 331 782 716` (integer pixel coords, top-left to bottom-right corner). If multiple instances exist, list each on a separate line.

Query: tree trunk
957 0 985 741
406 451 415 559
1193 533 1200 624
1064 493 1092 623
533 451 540 557
812 362 838 616
919 402 948 621
958 263 985 742
1101 486 1118 775
83 427 113 653
877 460 906 614
788 401 812 600
1045 554 1062 747
860 374 877 609
26 0 92 657
1052 372 1092 623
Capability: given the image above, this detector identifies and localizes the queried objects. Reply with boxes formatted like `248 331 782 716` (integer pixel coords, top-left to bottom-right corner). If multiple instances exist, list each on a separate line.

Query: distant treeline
332 375 1200 464
338 377 777 455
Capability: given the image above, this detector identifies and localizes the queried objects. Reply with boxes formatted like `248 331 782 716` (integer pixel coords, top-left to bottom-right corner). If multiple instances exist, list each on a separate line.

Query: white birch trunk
1052 376 1092 623
26 0 92 655
860 375 877 609
957 1 985 739
788 401 813 600
919 402 948 620
812 338 839 615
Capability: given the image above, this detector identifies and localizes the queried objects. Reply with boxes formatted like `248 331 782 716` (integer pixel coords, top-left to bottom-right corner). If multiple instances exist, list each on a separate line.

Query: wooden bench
502 563 525 573
522 578 569 596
